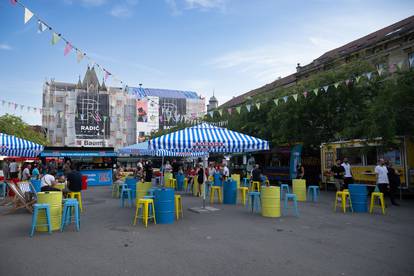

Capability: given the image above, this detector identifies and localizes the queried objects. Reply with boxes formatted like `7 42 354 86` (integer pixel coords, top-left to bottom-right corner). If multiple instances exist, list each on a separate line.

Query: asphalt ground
1 187 413 276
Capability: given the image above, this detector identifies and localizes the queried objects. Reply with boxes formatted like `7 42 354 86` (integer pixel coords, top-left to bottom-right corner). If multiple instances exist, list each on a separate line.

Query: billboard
159 97 186 129
136 96 159 142
75 92 110 141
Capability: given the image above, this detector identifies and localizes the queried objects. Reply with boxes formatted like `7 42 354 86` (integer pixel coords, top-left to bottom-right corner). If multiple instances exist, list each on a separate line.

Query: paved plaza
1 187 414 276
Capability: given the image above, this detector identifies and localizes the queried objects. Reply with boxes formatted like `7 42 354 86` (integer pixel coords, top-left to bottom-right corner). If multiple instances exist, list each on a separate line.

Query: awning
0 133 44 157
118 141 208 157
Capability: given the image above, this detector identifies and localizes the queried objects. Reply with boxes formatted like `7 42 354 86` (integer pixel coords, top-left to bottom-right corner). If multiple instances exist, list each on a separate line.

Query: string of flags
1 98 43 114
207 57 414 118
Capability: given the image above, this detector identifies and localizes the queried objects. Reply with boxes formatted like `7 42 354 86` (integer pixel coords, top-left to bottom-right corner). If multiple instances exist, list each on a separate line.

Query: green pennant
51 32 60 45
292 94 298 101
236 106 241 114
313 88 319 95
355 75 361 83
273 99 279 106
334 81 341 89
256 102 261 110
218 109 223 117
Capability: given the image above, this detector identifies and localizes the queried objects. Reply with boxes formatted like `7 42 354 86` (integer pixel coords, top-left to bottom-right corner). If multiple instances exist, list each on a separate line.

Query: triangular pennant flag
51 32 61 45
256 102 261 110
355 75 361 83
377 68 384 76
64 42 73 56
24 8 34 24
227 108 232 115
283 96 288 103
10 0 17 5
397 60 404 70
323 85 329 93
273 99 279 106
76 50 84 63
366 72 373 80
345 79 351 86
236 106 241 114
218 109 223 116
409 56 414 68
246 104 251 112
209 111 214 117
292 94 298 101
313 88 319 96
303 91 308 98
334 81 341 89
104 70 111 81
38 21 48 33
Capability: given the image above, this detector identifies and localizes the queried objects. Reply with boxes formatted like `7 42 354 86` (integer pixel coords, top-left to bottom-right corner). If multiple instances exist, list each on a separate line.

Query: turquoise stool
280 184 290 199
61 199 80 232
120 184 133 208
30 203 52 237
0 182 6 198
242 178 249 187
284 193 299 216
308 186 320 202
248 192 261 213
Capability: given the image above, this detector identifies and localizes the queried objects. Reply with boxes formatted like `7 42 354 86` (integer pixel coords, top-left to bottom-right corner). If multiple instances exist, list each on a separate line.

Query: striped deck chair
4 182 36 214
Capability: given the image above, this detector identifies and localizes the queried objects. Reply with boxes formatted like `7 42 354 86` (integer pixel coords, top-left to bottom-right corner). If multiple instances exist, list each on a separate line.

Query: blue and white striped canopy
0 133 44 157
149 123 269 153
118 141 208 157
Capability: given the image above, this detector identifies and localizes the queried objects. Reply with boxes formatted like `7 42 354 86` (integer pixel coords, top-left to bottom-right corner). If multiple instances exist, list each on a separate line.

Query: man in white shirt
375 158 395 206
40 171 60 192
341 158 353 189
222 164 229 180
22 164 31 181
9 159 18 179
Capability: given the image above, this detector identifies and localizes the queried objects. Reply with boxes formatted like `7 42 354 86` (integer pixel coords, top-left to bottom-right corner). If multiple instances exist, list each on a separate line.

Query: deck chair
4 182 36 214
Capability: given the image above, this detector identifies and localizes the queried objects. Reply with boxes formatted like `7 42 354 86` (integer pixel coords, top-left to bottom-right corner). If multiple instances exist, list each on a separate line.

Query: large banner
75 92 110 142
136 96 159 142
159 98 186 129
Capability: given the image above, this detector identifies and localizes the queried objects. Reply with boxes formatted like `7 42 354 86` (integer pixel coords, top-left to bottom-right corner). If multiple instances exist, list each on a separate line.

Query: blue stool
308 186 320 202
30 203 52 237
120 184 133 208
61 199 80 232
0 182 7 198
280 184 290 199
242 178 249 187
248 192 261 213
284 193 299 216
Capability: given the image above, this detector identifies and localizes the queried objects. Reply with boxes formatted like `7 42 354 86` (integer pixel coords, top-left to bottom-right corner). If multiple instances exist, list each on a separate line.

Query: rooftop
129 87 200 99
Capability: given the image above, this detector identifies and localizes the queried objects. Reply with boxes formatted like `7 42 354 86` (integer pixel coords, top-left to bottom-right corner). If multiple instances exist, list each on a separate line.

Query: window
336 147 363 166
56 136 62 144
365 147 378 166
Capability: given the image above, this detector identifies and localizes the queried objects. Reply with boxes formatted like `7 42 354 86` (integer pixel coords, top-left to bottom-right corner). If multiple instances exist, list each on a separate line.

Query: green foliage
0 114 48 145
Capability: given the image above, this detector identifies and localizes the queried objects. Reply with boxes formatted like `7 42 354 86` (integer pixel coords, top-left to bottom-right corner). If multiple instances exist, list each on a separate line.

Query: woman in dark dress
386 161 400 206
197 164 204 197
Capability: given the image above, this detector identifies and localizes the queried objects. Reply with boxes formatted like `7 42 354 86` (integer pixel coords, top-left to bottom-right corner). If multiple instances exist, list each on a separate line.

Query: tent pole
202 155 208 209
161 156 164 187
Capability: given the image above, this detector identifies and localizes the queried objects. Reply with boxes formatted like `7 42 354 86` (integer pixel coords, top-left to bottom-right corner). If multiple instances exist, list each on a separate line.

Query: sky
0 0 413 125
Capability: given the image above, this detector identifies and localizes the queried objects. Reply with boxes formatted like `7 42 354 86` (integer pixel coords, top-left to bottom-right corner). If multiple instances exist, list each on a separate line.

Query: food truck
320 136 414 190
39 146 116 186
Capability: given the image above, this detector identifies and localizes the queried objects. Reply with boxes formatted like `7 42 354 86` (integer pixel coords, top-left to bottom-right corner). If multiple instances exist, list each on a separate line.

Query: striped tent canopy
0 133 44 157
149 123 269 153
118 141 208 157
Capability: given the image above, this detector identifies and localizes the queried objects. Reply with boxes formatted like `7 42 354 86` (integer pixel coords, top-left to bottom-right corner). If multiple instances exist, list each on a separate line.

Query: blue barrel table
223 179 237 204
348 184 368 212
154 188 175 224
213 173 222 186
125 178 138 199
176 173 185 191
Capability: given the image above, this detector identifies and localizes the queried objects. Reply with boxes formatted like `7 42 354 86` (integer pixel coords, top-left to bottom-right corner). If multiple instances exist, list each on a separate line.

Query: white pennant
38 21 48 33
24 8 34 24
246 104 251 112
292 94 298 101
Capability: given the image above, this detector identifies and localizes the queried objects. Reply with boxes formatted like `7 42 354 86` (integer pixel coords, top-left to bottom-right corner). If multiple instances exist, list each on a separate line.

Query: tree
0 114 48 145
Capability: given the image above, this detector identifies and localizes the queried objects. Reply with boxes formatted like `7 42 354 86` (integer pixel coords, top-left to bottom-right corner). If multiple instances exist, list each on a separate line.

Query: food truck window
379 149 402 165
336 147 363 165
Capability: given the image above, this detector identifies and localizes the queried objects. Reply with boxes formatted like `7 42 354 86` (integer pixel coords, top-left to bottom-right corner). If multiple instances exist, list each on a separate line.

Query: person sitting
40 170 61 192
251 164 262 182
66 165 82 193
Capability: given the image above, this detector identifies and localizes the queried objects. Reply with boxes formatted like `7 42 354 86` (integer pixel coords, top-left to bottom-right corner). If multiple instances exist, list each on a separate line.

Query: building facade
206 94 218 112
221 15 414 108
42 67 205 148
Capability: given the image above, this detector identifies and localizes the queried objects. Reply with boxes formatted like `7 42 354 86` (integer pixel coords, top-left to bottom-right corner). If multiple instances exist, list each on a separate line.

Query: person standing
164 161 172 174
251 164 262 182
197 164 205 197
144 161 153 182
9 159 18 179
31 163 40 180
375 158 394 206
331 159 345 191
21 164 32 181
66 165 82 192
222 163 229 181
2 160 10 180
63 160 72 177
296 163 305 179
386 161 400 206
341 158 353 189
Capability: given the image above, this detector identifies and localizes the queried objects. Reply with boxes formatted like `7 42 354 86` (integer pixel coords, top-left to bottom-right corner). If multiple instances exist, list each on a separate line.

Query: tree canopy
0 114 48 145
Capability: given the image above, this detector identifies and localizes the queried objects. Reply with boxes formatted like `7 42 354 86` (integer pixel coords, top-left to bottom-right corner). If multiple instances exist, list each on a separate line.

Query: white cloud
184 0 226 10
110 5 133 18
0 43 12 51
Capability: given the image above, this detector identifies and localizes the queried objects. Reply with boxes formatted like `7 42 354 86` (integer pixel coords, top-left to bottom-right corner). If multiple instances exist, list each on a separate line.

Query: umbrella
0 132 44 157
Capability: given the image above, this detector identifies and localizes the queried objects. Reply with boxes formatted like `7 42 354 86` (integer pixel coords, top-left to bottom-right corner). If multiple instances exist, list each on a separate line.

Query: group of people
331 157 400 206
2 160 41 181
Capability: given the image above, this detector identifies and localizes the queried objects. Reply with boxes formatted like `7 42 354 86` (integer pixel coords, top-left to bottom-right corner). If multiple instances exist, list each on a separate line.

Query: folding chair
4 182 36 214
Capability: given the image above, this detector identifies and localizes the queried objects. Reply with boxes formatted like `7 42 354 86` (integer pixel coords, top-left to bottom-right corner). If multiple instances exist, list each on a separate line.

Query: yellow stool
168 179 177 189
251 181 261 192
134 198 156 227
238 187 249 205
67 192 83 212
334 190 353 213
370 192 385 215
210 186 222 204
183 178 188 191
175 195 183 220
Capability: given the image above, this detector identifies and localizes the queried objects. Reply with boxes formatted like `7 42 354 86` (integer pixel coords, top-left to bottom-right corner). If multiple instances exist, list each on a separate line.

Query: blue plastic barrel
176 173 184 191
125 178 138 198
31 179 41 193
154 188 175 224
214 173 222 186
223 179 237 204
348 184 368 212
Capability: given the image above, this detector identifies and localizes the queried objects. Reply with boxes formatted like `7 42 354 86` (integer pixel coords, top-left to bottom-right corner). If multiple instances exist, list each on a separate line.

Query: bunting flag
246 104 251 112
64 42 73 56
76 50 84 63
345 79 351 86
218 109 223 117
303 91 308 98
355 75 361 83
10 0 17 5
227 108 232 115
334 81 341 89
397 60 404 70
38 21 48 33
323 85 329 93
236 106 241 114
24 8 34 24
51 32 60 45
256 102 261 110
104 70 111 81
209 111 214 117
377 67 384 76
283 96 288 103
292 94 298 101
273 99 279 106
409 56 414 68
313 88 319 96
366 72 373 80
